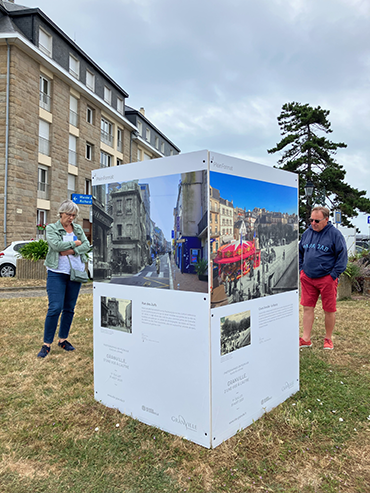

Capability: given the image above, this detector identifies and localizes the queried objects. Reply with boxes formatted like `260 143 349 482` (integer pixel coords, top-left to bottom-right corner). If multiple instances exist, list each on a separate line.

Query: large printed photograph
210 171 298 308
92 171 208 293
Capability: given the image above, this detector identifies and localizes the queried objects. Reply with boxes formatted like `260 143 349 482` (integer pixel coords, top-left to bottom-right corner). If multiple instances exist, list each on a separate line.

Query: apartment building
0 0 180 247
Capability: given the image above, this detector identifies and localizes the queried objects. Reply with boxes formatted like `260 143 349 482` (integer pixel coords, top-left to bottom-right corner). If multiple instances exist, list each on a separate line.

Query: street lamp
304 180 315 228
304 180 314 199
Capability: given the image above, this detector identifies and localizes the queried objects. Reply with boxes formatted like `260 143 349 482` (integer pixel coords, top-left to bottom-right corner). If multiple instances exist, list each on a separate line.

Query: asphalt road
0 285 93 299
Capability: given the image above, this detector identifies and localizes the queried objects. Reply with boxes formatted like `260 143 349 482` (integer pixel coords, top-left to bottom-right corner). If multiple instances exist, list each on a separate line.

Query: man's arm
330 233 348 280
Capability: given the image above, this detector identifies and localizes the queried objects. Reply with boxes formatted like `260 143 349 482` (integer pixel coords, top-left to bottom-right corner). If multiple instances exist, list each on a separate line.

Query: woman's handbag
68 256 89 283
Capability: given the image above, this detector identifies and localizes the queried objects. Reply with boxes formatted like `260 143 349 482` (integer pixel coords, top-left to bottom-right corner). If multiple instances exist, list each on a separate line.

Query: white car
0 240 34 277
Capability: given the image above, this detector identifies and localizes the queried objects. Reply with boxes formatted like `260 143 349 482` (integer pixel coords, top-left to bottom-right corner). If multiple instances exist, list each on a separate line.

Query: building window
117 224 122 237
68 174 76 199
137 121 142 136
117 199 122 213
137 148 142 161
117 97 124 115
39 75 51 111
86 106 94 124
69 54 80 79
37 209 47 227
117 158 122 166
69 135 77 166
155 136 159 149
101 118 113 146
39 28 52 57
69 95 78 127
126 198 132 214
104 86 111 105
143 152 151 160
161 142 165 153
117 128 123 152
85 179 92 196
86 142 93 160
170 149 174 156
100 151 111 168
37 166 49 200
86 70 95 91
145 128 151 142
39 120 50 156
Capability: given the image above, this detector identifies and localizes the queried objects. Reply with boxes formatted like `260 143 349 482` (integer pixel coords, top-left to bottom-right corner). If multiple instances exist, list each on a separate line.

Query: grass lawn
0 286 369 492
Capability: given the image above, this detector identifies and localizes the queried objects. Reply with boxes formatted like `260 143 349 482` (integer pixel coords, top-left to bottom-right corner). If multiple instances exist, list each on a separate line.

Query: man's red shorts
300 270 338 312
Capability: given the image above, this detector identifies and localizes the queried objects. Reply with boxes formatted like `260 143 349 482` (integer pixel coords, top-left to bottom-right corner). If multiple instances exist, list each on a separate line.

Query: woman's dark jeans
44 271 81 344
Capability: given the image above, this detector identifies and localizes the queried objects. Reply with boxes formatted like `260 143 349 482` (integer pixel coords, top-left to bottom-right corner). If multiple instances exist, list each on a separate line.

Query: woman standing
37 200 90 358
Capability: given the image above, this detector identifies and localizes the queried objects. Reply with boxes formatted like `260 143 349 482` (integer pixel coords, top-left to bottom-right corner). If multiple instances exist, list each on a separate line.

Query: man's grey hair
58 200 79 218
311 206 330 219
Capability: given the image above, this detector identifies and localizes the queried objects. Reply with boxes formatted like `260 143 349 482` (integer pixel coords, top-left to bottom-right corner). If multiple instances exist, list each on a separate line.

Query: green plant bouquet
19 239 49 262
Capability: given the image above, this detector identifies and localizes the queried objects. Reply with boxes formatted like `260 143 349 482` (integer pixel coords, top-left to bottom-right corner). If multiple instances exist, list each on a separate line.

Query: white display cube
92 150 299 448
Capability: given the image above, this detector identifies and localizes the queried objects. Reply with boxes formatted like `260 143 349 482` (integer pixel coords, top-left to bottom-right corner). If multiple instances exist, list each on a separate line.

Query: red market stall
213 241 260 281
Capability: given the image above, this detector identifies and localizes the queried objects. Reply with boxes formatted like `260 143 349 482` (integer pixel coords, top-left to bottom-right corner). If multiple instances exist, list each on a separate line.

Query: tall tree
267 102 370 231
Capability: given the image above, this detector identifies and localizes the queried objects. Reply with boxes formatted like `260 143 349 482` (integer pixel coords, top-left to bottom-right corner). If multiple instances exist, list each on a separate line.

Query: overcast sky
19 0 370 233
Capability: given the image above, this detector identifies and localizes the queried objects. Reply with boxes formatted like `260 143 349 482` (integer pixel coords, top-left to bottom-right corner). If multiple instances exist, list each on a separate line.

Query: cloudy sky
19 0 370 232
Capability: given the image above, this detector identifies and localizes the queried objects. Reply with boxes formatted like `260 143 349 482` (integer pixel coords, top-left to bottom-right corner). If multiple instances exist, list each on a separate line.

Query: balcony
37 181 50 200
39 91 51 112
39 136 50 156
101 130 113 147
69 109 78 127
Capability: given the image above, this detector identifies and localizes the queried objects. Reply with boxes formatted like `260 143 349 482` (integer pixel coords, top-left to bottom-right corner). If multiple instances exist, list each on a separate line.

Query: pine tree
268 102 370 230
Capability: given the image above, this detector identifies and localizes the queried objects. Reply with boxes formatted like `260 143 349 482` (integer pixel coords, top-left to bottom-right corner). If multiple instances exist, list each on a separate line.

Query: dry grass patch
0 277 46 289
1 294 369 493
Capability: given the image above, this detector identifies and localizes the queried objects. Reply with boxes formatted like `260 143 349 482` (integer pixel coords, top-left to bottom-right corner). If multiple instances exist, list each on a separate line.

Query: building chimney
139 107 145 116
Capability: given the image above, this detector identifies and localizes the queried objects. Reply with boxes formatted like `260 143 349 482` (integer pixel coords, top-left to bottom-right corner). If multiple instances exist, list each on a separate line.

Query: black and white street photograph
101 297 132 333
220 310 251 356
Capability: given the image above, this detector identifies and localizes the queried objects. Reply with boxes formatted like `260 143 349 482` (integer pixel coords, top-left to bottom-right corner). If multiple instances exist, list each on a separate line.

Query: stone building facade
0 0 180 250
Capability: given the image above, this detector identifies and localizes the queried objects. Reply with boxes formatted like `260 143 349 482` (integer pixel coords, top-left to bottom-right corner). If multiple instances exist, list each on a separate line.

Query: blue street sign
72 194 92 205
334 211 341 224
367 216 370 225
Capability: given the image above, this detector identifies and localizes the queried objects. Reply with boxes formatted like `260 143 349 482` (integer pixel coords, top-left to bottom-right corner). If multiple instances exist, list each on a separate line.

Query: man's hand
74 240 82 247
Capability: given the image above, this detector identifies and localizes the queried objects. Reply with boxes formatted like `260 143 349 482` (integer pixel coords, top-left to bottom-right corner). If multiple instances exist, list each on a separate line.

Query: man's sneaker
58 340 75 351
324 338 334 350
299 337 312 348
37 344 50 358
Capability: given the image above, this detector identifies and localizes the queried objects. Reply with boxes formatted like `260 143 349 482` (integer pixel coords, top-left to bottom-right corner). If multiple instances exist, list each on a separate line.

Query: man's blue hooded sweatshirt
299 222 348 280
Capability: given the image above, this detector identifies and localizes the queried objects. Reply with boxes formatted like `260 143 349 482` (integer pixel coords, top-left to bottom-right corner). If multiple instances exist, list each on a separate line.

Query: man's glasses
310 218 325 223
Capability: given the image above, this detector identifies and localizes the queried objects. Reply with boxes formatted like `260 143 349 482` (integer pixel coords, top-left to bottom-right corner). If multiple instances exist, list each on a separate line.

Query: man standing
299 206 348 350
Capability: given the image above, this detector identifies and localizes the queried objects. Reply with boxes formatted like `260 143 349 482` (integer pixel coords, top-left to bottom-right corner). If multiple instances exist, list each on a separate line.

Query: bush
19 240 48 262
194 258 208 275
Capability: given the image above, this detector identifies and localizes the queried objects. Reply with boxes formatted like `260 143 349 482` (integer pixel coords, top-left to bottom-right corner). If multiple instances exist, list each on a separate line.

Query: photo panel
210 171 298 308
93 171 208 294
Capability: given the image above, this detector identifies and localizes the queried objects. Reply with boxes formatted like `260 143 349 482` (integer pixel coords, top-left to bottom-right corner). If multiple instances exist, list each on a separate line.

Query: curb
0 283 93 292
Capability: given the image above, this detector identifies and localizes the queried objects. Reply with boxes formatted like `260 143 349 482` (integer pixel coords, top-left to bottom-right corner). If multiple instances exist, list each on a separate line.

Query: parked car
0 240 34 277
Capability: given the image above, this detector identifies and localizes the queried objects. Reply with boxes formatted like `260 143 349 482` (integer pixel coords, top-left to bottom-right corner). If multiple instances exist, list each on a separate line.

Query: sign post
72 194 93 205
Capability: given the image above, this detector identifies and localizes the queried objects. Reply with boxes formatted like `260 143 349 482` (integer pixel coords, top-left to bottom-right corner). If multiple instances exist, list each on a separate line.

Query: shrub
194 258 208 276
19 240 48 262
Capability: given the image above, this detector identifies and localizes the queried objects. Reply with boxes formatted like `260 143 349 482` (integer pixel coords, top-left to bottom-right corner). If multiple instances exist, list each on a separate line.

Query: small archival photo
220 310 251 356
101 296 132 333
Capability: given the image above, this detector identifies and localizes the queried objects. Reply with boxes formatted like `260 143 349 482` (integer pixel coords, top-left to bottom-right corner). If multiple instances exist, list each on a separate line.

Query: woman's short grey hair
58 200 79 218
